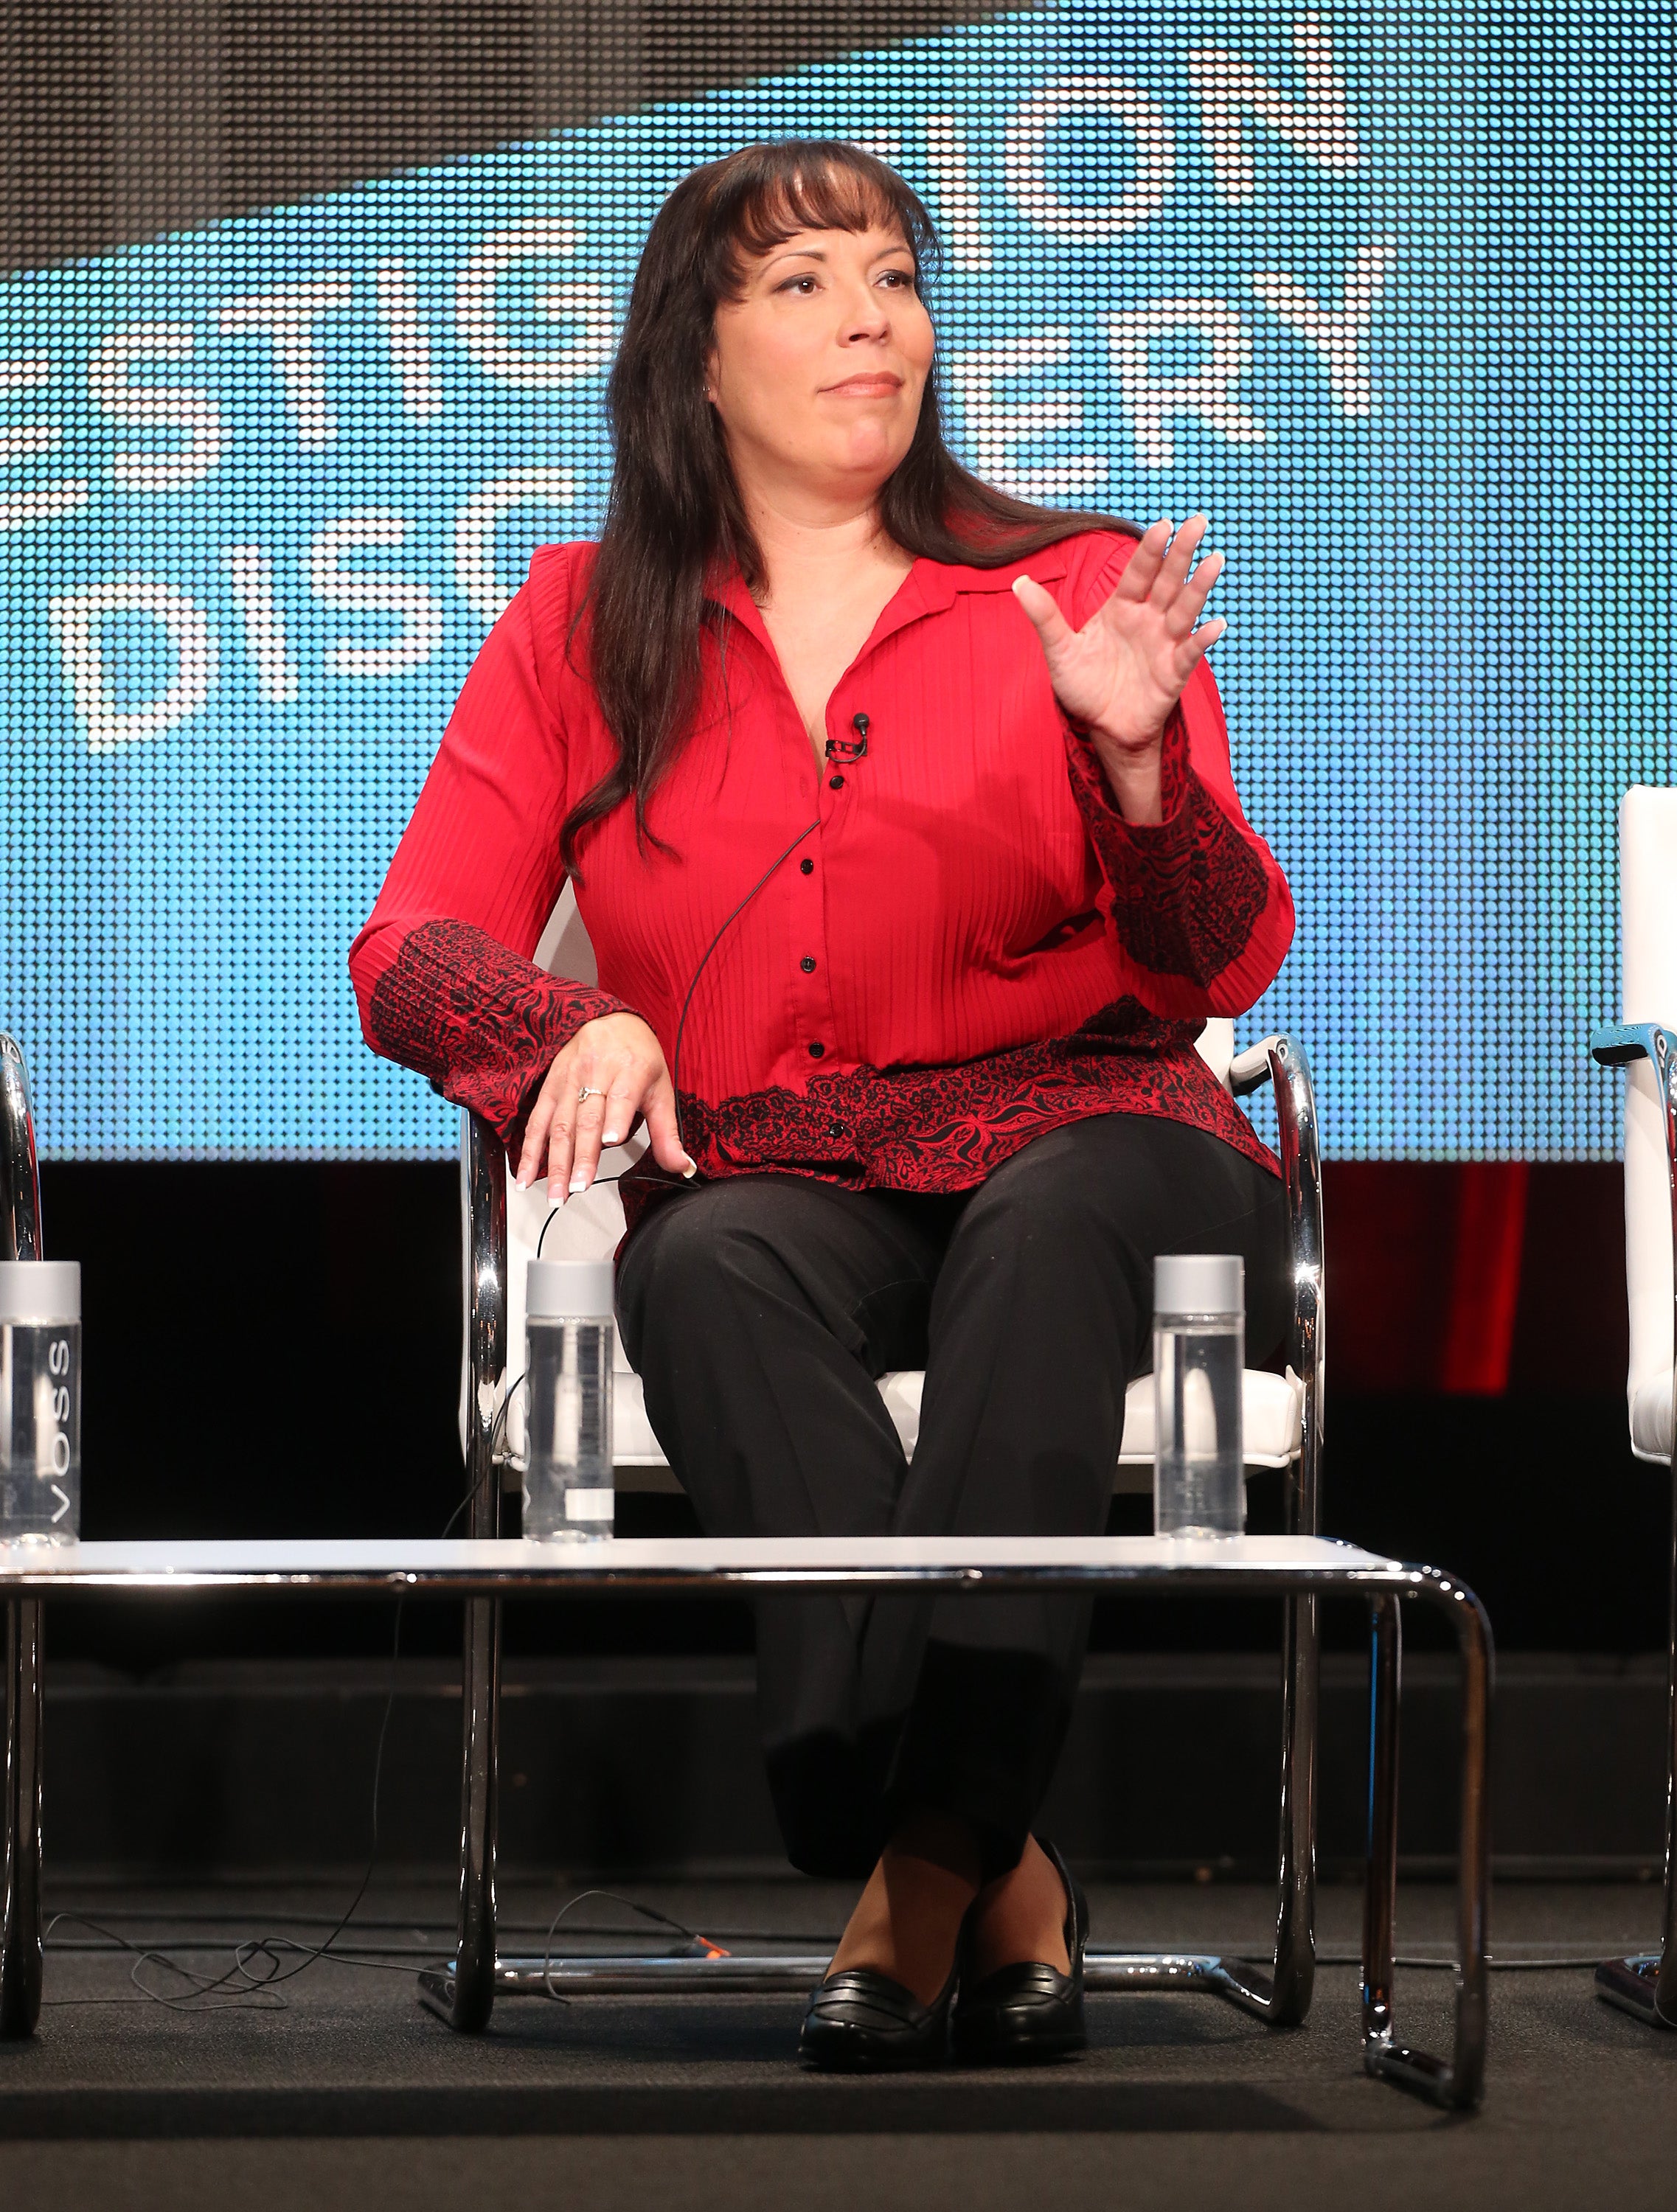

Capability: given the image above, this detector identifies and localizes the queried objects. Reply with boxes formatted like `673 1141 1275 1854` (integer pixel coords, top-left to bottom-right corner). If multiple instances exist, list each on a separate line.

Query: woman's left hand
1012 512 1226 764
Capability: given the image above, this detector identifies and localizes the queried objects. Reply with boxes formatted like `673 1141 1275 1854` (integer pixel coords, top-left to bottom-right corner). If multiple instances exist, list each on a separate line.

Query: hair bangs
705 139 938 300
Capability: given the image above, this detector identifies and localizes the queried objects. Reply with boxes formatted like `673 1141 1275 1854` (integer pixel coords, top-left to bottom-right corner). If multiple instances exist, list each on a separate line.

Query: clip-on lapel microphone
824 711 870 766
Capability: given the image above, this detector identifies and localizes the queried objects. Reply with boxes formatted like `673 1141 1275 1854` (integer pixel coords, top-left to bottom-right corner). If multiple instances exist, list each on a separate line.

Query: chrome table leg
418 1590 501 2031
419 1110 506 2032
1211 1587 1319 2024
1596 1459 1677 2028
1361 1585 1493 2109
1 1597 44 2039
1362 1595 1401 2059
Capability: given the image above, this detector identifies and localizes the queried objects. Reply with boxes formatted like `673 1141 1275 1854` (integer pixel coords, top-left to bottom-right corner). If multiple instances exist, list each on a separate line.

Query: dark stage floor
2 1877 1674 2209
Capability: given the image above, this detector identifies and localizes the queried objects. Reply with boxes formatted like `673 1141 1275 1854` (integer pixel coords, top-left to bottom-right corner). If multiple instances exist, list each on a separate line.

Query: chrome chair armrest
1591 1020 1677 1079
0 1036 44 1268
462 1111 507 1543
1591 1020 1677 1455
1226 1034 1326 2027
1230 1034 1324 1535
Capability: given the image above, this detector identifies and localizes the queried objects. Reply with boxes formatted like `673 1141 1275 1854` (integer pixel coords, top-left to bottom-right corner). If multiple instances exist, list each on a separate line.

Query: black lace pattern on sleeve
367 917 631 1147
1063 730 1269 982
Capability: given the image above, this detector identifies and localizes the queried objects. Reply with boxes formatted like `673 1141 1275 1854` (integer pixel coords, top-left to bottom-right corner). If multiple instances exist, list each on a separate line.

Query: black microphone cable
667 815 822 1159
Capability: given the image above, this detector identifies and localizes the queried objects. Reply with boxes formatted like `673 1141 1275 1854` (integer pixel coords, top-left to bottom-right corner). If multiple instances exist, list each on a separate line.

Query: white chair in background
1591 786 1677 2027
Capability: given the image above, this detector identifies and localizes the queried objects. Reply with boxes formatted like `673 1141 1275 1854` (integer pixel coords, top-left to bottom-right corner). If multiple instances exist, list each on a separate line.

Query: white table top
0 1532 1414 1593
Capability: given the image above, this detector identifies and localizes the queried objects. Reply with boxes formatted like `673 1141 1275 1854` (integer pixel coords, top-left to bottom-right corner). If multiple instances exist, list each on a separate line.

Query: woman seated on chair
350 139 1294 2071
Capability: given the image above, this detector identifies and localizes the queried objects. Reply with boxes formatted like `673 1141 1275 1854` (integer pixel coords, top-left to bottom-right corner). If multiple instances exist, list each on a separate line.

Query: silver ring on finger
575 1085 600 1102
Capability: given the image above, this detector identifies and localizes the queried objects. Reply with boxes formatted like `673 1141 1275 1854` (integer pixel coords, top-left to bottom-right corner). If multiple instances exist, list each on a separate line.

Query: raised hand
515 1010 696 1197
1011 513 1226 769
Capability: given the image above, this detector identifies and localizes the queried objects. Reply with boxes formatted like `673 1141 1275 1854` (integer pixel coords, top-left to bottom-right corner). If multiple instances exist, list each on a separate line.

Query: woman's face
705 217 935 511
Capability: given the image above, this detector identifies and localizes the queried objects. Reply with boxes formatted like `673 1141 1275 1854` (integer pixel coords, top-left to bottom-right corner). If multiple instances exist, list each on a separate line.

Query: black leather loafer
797 1953 961 2072
951 1837 1089 2063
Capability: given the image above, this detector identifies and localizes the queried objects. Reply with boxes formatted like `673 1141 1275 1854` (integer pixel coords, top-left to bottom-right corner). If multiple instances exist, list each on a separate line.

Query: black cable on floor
44 1593 414 2011
538 1889 728 2003
43 1477 489 2013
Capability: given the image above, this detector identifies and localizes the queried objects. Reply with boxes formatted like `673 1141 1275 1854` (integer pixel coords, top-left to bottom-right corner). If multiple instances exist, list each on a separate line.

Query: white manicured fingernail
569 1173 588 1194
515 1169 530 1189
681 1161 698 1180
602 1129 622 1145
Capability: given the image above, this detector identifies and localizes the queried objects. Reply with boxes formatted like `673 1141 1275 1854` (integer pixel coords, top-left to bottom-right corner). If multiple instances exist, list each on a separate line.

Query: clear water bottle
0 1260 82 1543
1153 1253 1244 1539
522 1258 614 1541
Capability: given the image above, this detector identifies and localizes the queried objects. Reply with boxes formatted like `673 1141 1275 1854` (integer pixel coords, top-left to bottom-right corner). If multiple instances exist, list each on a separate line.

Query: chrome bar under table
0 1532 1492 2110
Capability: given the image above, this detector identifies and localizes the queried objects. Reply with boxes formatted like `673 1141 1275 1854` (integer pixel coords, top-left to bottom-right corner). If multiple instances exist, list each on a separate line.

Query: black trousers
614 1112 1289 1883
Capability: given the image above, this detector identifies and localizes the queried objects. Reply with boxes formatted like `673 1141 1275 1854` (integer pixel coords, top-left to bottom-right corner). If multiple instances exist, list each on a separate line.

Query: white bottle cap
1154 1253 1243 1317
527 1256 616 1321
0 1259 80 1323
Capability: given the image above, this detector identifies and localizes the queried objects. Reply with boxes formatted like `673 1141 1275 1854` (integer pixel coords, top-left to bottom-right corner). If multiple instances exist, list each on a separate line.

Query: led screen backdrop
1 3 1669 1158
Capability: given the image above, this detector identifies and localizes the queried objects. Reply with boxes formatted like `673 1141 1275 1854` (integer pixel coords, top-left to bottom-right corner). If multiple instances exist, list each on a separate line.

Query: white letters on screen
924 114 993 273
456 225 614 387
221 543 299 704
1 357 90 529
374 259 444 420
48 577 218 752
218 279 355 450
1184 14 1360 204
305 510 443 678
1107 299 1266 470
454 468 576 627
90 324 226 490
1249 237 1397 417
948 330 1108 501
1003 79 1176 240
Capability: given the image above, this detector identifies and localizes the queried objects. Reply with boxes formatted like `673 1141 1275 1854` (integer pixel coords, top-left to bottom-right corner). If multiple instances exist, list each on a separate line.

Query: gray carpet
1 1879 1673 2209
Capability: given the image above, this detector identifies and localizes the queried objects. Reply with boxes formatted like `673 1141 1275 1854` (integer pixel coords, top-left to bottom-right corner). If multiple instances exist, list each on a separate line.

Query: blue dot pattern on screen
0 4 1664 1161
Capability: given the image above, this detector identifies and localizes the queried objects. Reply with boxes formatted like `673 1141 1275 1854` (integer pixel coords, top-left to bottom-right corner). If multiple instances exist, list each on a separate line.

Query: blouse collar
701 542 1074 660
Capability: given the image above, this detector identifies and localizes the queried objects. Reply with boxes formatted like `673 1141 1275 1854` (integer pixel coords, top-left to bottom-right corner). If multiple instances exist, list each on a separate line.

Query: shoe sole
951 2020 1087 2064
799 2025 950 2073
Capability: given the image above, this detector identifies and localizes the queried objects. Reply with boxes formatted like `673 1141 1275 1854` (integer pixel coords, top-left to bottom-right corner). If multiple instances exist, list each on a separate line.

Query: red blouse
349 529 1294 1231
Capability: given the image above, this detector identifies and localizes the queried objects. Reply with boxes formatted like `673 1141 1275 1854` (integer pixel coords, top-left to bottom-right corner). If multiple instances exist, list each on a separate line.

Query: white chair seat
607 1362 1303 1495
872 1365 1302 1470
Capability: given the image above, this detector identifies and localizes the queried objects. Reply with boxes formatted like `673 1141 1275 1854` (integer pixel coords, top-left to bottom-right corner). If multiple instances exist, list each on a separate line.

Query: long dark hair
560 138 1143 872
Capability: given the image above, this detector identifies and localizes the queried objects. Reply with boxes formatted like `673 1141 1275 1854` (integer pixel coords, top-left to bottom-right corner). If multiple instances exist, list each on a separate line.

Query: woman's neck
732 477 917 762
740 482 912 611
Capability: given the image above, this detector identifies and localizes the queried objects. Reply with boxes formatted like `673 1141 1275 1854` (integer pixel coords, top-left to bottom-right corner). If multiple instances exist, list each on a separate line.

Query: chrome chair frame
442 1039 1330 2035
1591 1020 1677 2028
